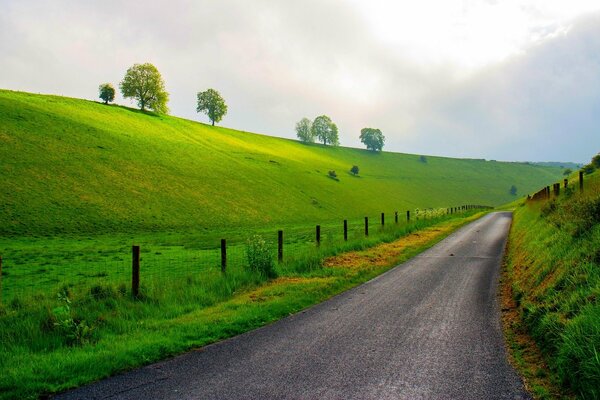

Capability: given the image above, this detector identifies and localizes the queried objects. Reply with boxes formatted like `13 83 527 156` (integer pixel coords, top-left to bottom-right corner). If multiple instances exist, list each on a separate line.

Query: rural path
57 212 529 400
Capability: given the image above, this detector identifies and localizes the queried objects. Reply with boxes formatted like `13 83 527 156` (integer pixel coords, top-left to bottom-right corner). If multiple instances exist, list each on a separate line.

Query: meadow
0 89 566 398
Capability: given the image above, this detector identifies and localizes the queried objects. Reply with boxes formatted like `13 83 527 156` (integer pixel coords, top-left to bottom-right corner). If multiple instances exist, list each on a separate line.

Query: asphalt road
57 212 529 400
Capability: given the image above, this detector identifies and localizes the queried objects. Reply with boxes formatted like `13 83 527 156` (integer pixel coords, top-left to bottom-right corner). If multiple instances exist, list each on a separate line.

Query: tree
350 165 359 176
295 118 314 143
311 115 339 146
98 83 115 105
120 63 169 113
510 185 517 196
563 168 572 176
419 155 427 163
196 89 228 126
359 128 385 151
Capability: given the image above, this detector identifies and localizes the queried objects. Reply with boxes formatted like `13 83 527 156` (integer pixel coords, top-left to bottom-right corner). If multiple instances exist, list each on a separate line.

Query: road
57 212 529 400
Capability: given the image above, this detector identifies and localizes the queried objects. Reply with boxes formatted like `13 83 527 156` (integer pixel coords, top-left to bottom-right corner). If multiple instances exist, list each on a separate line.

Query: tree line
98 63 227 126
99 62 386 152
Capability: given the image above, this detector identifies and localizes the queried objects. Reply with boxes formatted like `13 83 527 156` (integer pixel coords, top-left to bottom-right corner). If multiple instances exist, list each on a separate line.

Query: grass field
0 210 484 399
504 171 600 399
0 89 563 237
0 89 568 399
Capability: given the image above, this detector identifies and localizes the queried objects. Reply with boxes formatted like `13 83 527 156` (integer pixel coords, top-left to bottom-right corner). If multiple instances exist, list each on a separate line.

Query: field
0 89 567 398
504 171 600 399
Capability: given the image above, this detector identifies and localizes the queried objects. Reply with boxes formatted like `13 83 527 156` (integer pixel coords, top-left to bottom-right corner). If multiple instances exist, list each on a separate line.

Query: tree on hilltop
120 63 169 113
296 118 314 143
359 128 385 152
311 115 339 146
98 83 115 105
197 89 228 126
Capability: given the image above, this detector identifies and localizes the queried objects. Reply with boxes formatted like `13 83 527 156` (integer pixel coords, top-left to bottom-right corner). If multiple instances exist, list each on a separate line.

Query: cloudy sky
1 0 599 163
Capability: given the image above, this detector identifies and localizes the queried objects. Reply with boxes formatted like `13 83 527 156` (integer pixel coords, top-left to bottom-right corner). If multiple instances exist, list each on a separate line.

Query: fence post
132 245 140 298
343 220 348 241
395 211 398 224
316 225 321 246
221 239 227 273
364 217 369 236
580 171 584 192
406 210 410 222
381 212 385 227
278 230 283 263
564 178 568 189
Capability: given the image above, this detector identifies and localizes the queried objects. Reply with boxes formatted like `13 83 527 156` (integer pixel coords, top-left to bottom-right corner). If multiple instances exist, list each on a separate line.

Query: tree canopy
311 115 339 146
196 89 228 126
119 63 169 114
295 118 314 143
359 128 385 152
350 165 359 176
98 83 115 105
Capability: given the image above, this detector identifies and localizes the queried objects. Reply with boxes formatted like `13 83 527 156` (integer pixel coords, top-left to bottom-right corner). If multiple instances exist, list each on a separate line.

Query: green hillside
0 89 562 236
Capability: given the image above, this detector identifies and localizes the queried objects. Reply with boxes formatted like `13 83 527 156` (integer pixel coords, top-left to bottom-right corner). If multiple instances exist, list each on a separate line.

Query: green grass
0 211 483 399
504 172 600 399
0 89 562 236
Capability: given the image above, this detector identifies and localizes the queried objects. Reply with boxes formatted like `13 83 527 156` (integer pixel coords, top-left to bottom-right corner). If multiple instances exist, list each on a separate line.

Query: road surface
57 212 528 399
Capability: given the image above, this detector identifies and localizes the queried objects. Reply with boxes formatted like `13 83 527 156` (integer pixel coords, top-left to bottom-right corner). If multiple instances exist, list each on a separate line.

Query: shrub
246 235 276 278
52 290 94 346
350 165 359 176
328 170 337 178
419 155 427 163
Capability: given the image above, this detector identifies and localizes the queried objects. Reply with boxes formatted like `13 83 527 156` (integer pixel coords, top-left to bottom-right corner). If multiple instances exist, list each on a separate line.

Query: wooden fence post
580 171 584 192
316 225 321 246
406 210 410 222
381 212 385 227
343 220 348 241
564 178 568 189
221 239 227 273
278 230 283 263
364 217 369 236
395 211 398 224
132 245 140 298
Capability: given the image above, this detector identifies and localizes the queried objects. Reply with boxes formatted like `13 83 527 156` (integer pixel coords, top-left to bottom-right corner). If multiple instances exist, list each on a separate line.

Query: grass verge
502 171 600 399
0 212 483 399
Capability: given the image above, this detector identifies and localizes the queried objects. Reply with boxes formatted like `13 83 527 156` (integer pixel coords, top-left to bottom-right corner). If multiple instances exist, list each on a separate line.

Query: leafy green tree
563 168 572 176
98 83 115 105
359 128 385 151
295 117 314 143
119 63 169 113
510 185 517 196
196 89 228 126
350 165 359 176
311 115 339 146
592 153 600 168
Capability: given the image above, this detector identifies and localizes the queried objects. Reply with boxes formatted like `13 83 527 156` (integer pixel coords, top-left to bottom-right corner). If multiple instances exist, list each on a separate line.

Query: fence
0 204 491 305
528 170 584 202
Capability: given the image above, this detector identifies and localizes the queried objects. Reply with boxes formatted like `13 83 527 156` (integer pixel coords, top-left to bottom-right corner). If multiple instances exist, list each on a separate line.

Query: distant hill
0 89 564 236
527 161 583 170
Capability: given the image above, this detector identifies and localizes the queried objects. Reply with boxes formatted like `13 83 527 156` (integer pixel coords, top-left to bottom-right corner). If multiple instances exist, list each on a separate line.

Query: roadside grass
0 89 563 237
503 171 600 399
0 211 483 399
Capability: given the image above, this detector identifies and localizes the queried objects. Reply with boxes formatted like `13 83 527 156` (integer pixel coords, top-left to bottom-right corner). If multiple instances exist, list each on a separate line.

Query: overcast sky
1 0 599 163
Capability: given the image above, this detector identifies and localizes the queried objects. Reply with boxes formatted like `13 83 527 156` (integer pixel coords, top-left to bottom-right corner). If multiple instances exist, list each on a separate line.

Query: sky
1 0 599 163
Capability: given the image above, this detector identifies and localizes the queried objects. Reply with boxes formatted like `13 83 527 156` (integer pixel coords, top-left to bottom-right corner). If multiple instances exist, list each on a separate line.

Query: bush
419 155 427 163
52 290 94 346
350 165 359 176
246 235 276 278
328 170 337 178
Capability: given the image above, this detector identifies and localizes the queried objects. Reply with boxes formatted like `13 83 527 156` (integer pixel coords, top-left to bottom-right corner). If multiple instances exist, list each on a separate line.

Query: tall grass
506 172 600 399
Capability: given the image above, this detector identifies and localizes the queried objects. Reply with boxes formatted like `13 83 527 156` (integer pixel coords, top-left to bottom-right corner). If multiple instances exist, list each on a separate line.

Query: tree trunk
212 120 215 126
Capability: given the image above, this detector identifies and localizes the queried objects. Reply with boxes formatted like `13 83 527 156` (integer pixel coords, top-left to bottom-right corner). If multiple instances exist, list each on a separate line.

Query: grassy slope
505 172 600 399
0 89 563 236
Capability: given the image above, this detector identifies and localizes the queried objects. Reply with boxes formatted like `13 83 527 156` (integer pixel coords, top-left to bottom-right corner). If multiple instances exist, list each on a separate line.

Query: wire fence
0 205 491 306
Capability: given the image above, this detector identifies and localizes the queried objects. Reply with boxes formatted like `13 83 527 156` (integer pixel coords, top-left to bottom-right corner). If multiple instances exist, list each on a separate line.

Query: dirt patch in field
323 226 451 270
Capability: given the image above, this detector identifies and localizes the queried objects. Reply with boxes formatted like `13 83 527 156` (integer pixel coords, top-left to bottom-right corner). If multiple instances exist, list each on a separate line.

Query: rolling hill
0 89 564 236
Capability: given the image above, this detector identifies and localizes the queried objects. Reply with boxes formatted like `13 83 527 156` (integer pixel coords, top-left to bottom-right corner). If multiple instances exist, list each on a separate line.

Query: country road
57 212 529 400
